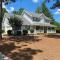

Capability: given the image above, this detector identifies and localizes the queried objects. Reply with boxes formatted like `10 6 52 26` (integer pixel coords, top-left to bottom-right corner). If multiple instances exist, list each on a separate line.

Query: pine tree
13 8 24 15
35 6 41 14
42 3 54 19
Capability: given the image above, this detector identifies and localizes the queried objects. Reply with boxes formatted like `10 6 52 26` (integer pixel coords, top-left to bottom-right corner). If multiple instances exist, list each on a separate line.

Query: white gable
21 10 51 26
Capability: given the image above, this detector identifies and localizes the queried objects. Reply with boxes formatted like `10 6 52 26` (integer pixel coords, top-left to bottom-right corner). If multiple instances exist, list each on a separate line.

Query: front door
44 27 47 33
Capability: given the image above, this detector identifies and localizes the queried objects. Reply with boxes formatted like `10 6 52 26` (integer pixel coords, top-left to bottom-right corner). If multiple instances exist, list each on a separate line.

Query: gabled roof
3 11 56 27
21 10 52 20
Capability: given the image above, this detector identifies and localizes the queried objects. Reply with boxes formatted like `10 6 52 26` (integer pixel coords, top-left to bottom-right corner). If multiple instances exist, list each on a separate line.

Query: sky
3 0 60 22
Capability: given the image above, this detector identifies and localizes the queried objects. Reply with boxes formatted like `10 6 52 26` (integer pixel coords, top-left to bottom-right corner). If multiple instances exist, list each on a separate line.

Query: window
33 17 40 22
25 25 30 30
40 27 43 30
48 27 51 30
45 20 49 23
36 26 40 30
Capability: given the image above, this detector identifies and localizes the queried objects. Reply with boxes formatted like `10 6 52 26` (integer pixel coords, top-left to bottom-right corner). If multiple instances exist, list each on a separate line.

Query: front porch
27 26 56 34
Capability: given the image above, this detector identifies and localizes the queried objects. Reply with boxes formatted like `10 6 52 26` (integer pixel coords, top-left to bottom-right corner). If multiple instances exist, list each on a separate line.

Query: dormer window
33 17 40 22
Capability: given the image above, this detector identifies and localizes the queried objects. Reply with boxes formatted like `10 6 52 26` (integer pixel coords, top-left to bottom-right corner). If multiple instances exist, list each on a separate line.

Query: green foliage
13 11 18 14
13 8 24 15
13 30 22 36
35 6 41 13
7 30 12 35
3 0 16 5
52 21 60 30
8 16 23 36
30 29 34 33
0 30 4 34
2 8 7 13
41 3 60 29
9 16 23 30
23 30 28 35
42 3 54 20
19 8 24 15
2 8 8 16
50 0 60 9
0 0 16 38
35 2 60 30
16 30 21 36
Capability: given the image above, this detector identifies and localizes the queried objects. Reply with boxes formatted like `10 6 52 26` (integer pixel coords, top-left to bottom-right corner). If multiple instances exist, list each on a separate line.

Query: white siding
47 30 56 33
39 19 50 24
40 19 44 23
2 16 12 35
22 13 32 25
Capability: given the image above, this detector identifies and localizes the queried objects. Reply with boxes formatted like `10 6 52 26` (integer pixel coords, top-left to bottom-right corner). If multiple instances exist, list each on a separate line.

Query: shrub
16 30 21 36
30 29 34 33
13 30 17 36
23 30 28 35
0 30 4 34
7 30 12 35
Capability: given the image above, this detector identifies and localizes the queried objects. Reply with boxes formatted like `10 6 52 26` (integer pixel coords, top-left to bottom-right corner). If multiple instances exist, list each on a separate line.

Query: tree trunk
0 0 2 39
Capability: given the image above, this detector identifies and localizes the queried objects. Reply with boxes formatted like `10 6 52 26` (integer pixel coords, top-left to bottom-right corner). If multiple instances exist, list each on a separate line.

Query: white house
2 10 56 35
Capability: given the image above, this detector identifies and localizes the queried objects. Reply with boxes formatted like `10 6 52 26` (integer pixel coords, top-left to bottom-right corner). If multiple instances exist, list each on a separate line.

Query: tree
13 8 24 15
9 15 23 31
44 0 60 9
35 3 58 26
0 0 16 39
42 3 60 27
42 3 54 20
13 11 18 14
18 8 24 15
2 8 8 14
43 0 60 29
35 6 41 14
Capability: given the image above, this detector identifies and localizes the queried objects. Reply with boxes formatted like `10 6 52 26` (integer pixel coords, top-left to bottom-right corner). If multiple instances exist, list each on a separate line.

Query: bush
0 30 4 34
30 29 34 33
7 30 12 35
12 31 16 36
56 30 60 33
16 30 21 36
13 30 22 36
23 30 28 35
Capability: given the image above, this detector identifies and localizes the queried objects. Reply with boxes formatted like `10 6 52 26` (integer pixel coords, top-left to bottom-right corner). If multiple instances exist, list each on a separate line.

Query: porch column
34 26 36 34
43 26 44 33
47 27 48 33
28 26 31 34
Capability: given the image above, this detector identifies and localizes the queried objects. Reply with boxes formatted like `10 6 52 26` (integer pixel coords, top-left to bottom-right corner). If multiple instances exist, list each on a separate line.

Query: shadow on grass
9 48 43 60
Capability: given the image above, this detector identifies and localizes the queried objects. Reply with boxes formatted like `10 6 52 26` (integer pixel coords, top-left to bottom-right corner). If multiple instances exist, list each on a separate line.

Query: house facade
2 10 56 35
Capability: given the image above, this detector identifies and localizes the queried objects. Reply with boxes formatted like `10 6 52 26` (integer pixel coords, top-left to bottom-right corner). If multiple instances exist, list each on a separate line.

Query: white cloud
7 7 14 13
2 3 14 13
2 3 6 8
55 9 60 14
58 9 60 11
10 7 14 12
32 0 38 3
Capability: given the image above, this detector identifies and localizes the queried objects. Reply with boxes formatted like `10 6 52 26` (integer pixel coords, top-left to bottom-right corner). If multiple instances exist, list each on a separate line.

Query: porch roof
31 23 57 27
